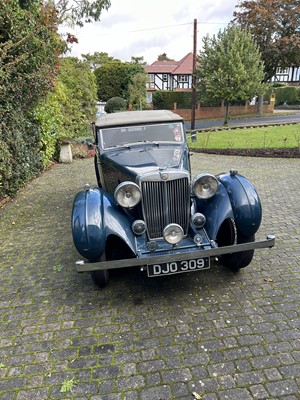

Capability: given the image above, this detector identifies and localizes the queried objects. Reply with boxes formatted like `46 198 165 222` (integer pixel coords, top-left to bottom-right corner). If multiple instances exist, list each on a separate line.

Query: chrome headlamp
192 174 218 200
114 182 141 208
163 223 184 245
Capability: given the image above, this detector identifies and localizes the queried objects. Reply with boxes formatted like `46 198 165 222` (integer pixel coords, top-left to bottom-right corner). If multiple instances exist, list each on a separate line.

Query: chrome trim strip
75 235 276 272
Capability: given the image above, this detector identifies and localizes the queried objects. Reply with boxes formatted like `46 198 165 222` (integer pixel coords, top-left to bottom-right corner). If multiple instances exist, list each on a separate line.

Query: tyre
217 219 255 271
90 253 109 287
221 232 255 271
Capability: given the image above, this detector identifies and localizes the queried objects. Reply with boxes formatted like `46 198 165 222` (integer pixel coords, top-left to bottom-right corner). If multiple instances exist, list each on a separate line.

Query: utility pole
191 18 197 130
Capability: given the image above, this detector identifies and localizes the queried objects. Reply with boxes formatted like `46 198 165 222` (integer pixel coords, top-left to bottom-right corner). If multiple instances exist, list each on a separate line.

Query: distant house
270 66 300 85
144 53 193 104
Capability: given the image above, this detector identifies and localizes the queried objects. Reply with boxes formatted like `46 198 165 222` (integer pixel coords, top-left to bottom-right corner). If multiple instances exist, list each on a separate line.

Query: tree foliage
58 57 97 137
0 0 64 119
51 0 111 27
94 61 145 102
81 51 117 70
157 53 174 61
128 73 148 110
196 26 265 124
130 56 146 65
32 82 67 167
0 0 63 198
233 0 300 81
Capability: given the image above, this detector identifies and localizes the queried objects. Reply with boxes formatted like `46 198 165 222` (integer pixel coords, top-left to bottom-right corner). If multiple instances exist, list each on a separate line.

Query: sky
66 0 239 64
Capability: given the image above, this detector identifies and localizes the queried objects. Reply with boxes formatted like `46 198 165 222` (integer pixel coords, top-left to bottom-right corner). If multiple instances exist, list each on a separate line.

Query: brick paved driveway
0 154 299 400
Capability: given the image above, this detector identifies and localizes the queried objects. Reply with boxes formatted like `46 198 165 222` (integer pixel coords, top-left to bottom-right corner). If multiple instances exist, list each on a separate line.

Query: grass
188 124 300 149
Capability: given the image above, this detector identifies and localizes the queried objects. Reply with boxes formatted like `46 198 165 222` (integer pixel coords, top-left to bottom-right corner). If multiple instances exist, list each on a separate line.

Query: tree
196 26 265 125
157 53 174 61
128 73 148 110
81 52 118 70
58 57 97 137
51 0 111 27
233 0 300 81
131 56 146 65
94 61 145 102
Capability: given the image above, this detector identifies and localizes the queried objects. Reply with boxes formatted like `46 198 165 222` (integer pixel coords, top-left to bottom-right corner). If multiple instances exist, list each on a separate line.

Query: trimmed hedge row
274 86 300 106
152 91 193 109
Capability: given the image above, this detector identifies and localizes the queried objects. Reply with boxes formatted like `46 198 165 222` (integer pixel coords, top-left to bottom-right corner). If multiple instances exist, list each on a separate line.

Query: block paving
0 153 299 399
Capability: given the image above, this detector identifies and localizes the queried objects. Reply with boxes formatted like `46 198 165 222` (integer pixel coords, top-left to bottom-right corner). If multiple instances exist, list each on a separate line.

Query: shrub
152 91 192 109
274 86 299 106
0 0 63 198
105 97 127 113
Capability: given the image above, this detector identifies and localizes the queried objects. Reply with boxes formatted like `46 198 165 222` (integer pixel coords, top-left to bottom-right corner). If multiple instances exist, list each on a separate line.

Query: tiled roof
173 53 193 74
145 53 193 75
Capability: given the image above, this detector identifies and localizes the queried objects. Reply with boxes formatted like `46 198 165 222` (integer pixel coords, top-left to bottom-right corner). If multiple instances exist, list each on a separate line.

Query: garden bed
191 147 300 158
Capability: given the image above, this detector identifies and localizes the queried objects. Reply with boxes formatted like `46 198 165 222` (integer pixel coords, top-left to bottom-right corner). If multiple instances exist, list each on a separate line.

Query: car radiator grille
141 178 190 239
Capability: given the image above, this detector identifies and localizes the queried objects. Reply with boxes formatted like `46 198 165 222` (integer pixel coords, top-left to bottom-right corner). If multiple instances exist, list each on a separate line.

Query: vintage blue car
72 110 275 287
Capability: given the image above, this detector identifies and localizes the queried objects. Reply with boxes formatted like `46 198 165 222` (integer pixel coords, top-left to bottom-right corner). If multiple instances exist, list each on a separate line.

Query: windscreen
100 122 184 149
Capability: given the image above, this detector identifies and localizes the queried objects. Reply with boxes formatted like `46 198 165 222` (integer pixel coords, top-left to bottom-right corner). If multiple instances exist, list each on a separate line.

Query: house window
178 75 188 83
148 74 155 82
276 67 288 75
162 74 167 81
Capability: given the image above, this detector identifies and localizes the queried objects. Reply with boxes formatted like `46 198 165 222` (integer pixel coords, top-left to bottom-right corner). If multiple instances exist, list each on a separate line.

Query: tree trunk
257 94 264 115
224 104 230 126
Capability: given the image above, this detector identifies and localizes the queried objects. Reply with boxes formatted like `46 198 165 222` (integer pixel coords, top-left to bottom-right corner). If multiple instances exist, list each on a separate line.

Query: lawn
188 124 300 149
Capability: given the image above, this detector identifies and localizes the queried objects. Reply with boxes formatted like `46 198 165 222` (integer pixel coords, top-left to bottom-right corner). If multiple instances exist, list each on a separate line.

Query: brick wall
174 101 274 120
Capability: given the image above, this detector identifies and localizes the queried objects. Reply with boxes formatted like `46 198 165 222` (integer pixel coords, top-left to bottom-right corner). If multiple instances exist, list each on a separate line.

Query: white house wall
271 67 300 84
147 73 193 91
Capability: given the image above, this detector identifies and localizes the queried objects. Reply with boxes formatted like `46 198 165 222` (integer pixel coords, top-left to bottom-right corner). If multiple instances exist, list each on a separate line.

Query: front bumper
75 235 275 272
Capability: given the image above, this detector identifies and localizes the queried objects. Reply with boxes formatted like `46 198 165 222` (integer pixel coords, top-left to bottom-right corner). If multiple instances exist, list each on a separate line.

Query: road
185 110 300 130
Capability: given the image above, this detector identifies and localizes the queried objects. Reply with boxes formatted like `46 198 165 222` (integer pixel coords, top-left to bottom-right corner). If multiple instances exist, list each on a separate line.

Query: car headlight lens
192 174 218 199
163 223 184 245
114 182 141 208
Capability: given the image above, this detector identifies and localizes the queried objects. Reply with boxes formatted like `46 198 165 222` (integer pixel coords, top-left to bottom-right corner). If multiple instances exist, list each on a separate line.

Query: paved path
0 154 299 399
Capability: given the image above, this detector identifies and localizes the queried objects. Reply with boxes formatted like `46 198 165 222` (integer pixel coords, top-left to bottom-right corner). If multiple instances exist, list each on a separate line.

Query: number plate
147 258 210 277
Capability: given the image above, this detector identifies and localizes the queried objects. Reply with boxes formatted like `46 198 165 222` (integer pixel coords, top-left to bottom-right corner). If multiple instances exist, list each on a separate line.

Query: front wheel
216 219 255 271
90 253 109 287
221 232 255 271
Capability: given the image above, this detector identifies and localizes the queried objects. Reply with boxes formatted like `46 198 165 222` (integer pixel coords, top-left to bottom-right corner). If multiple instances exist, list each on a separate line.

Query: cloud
67 0 238 63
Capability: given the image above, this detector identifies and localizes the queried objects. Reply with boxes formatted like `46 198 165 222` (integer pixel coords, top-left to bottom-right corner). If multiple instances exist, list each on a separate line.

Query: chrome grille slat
141 178 190 239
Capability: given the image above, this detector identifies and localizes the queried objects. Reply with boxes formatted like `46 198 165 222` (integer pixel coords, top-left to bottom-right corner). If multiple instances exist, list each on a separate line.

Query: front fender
195 183 234 240
72 188 136 261
217 172 262 237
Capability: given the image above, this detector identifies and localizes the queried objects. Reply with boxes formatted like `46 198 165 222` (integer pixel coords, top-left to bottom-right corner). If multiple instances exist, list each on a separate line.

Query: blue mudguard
71 188 137 261
217 172 262 237
195 183 234 240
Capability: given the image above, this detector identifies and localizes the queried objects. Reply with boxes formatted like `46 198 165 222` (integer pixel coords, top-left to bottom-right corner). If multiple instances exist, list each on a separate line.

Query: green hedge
0 115 43 198
0 0 62 199
274 86 300 106
152 91 193 109
152 91 224 109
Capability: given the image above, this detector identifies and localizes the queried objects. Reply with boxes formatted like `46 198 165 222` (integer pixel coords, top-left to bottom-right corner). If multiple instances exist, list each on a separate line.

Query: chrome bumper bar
75 235 275 272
